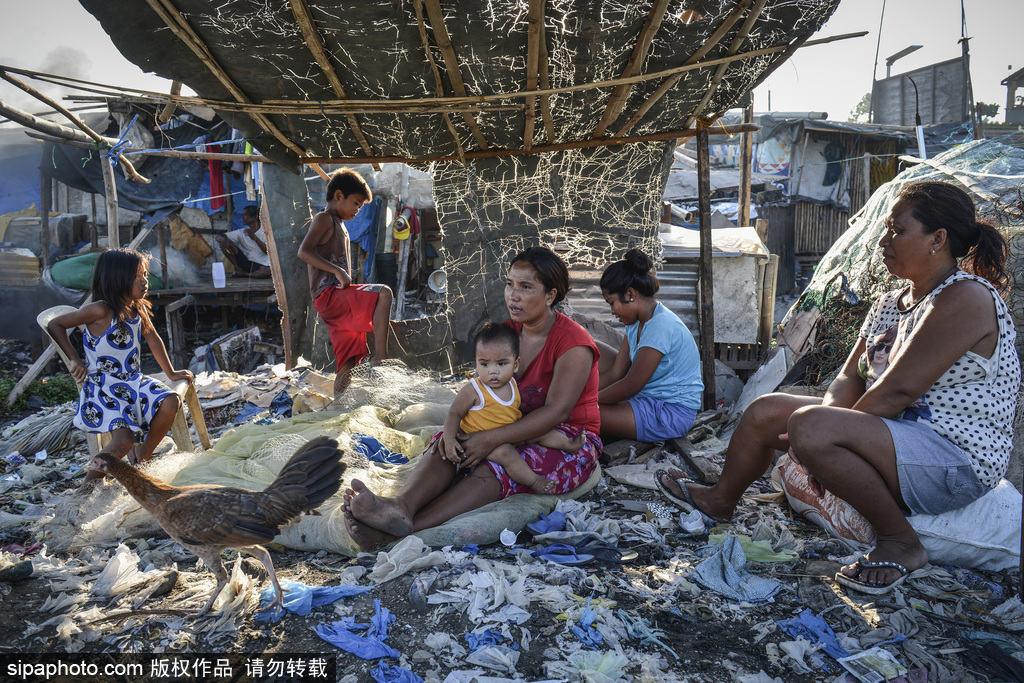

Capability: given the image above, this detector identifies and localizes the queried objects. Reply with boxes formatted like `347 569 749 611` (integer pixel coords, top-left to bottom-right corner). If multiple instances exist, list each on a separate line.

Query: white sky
1 0 1021 125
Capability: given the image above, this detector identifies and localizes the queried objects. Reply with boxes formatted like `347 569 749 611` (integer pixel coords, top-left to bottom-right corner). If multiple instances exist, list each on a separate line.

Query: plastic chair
36 305 211 457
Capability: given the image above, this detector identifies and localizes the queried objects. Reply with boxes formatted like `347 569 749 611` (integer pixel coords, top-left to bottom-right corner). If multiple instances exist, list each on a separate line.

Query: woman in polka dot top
657 180 1019 592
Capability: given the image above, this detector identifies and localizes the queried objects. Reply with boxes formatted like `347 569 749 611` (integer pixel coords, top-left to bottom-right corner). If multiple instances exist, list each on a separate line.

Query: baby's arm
441 383 480 463
46 302 108 382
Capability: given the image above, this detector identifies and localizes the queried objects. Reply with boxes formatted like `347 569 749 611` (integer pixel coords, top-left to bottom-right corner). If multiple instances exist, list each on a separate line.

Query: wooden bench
36 305 211 457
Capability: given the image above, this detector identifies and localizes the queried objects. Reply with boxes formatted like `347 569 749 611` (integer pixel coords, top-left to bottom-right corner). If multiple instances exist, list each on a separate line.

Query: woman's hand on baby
167 369 194 384
456 431 494 469
69 359 87 382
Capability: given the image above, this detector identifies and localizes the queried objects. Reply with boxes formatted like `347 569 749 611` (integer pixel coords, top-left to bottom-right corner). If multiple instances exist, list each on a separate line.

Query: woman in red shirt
344 247 602 550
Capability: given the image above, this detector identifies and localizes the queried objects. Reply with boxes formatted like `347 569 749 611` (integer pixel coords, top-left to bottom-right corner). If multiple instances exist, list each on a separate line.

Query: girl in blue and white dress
47 249 194 490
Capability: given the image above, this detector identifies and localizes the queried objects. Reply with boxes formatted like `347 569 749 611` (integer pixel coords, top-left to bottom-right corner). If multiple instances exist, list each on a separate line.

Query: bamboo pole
592 0 671 139
412 0 466 166
40 171 51 269
303 123 760 165
288 0 379 167
102 156 120 248
523 0 544 153
696 122 716 410
422 0 490 150
23 131 273 162
0 69 149 183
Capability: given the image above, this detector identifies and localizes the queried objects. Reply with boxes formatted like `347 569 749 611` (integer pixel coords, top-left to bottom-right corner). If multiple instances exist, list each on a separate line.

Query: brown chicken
88 436 346 616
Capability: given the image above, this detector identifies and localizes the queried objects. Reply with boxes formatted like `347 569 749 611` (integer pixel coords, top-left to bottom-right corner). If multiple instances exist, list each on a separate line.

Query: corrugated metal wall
567 256 700 341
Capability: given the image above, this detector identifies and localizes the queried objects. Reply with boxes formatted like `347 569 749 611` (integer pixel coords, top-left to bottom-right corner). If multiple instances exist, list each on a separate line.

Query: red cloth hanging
208 144 225 210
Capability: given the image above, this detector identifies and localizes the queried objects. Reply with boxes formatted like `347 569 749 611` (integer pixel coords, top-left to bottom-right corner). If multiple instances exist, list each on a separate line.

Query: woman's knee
743 393 799 432
787 405 836 464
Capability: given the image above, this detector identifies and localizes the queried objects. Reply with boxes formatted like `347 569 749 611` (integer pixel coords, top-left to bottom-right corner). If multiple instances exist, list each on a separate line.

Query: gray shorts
882 417 988 516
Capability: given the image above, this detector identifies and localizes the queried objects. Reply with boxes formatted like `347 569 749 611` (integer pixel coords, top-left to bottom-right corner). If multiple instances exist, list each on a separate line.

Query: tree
976 101 1000 123
848 92 871 123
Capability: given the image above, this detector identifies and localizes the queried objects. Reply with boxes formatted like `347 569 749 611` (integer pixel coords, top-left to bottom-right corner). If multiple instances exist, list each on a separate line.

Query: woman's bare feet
343 510 396 551
659 468 735 523
840 539 928 588
345 479 414 537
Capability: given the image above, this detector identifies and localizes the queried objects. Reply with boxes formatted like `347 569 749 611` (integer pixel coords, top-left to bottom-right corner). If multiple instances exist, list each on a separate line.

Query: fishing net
782 139 1024 387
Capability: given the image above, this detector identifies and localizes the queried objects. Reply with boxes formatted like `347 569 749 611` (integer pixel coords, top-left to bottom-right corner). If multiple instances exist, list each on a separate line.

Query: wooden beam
710 31 813 121
413 0 466 166
537 16 556 144
0 69 149 183
696 122 716 410
142 0 310 161
680 0 769 133
2 32 865 119
288 0 379 168
592 0 671 139
523 0 544 153
422 0 490 150
615 0 752 136
24 131 272 162
303 122 759 165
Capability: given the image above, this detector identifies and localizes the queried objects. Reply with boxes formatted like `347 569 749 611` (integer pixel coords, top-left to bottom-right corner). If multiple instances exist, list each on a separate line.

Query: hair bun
623 248 653 273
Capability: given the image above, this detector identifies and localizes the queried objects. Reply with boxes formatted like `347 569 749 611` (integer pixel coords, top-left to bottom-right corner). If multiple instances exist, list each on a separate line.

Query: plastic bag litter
372 661 424 683
369 535 446 583
313 599 400 660
568 651 629 683
255 580 370 621
774 608 850 660
91 544 164 597
709 533 799 563
465 645 519 674
776 637 821 675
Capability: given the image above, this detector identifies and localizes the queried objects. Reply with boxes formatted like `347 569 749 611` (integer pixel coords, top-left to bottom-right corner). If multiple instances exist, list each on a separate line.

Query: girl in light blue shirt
598 249 703 441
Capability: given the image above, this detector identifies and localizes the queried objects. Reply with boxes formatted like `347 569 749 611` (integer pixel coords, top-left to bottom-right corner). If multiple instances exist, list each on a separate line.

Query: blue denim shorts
627 394 698 442
882 417 988 516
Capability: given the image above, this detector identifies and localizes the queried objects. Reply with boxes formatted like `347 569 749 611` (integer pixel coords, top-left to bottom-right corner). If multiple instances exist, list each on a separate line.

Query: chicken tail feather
261 436 346 519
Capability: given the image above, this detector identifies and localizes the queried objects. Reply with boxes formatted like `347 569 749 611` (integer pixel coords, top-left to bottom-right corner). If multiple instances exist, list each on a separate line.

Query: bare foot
529 475 557 494
660 468 734 523
345 479 414 537
565 430 587 455
344 509 396 551
840 539 928 588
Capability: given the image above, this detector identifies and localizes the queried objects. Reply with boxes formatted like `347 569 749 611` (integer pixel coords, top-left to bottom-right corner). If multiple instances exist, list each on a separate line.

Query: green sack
51 252 163 291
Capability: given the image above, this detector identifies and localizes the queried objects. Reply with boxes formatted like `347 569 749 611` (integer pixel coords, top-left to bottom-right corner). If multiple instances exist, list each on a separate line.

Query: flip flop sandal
529 543 594 566
654 470 716 525
834 556 909 595
576 543 639 565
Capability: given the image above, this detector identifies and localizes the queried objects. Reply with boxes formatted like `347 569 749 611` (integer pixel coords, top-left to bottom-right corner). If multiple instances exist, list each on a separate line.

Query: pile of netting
782 139 1024 387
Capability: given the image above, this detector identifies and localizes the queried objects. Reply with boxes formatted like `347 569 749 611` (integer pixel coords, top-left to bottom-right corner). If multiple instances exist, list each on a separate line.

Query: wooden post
102 158 120 247
862 152 872 206
157 219 169 288
758 254 779 351
39 171 51 269
696 124 716 410
755 218 769 245
90 193 98 249
165 294 194 369
737 97 754 227
395 236 410 320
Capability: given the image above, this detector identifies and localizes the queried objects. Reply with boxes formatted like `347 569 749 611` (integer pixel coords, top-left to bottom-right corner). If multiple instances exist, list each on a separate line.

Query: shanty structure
11 0 851 405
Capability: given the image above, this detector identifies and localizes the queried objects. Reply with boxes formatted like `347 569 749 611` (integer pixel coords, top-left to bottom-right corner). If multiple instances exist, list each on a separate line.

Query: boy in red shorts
298 168 393 395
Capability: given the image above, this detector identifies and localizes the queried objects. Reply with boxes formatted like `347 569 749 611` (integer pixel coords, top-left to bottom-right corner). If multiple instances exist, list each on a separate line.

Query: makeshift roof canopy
78 0 844 169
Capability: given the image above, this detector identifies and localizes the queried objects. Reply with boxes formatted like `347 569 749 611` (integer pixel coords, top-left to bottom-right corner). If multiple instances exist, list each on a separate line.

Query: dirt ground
1 332 1023 682
0 445 1022 683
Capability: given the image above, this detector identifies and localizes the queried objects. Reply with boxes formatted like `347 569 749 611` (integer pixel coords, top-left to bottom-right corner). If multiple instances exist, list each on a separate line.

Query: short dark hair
326 167 371 203
509 246 571 306
242 205 258 220
473 322 519 358
896 181 1009 292
600 248 659 299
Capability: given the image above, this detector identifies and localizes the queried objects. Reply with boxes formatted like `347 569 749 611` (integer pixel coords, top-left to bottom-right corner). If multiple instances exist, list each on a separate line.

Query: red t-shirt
508 312 600 432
